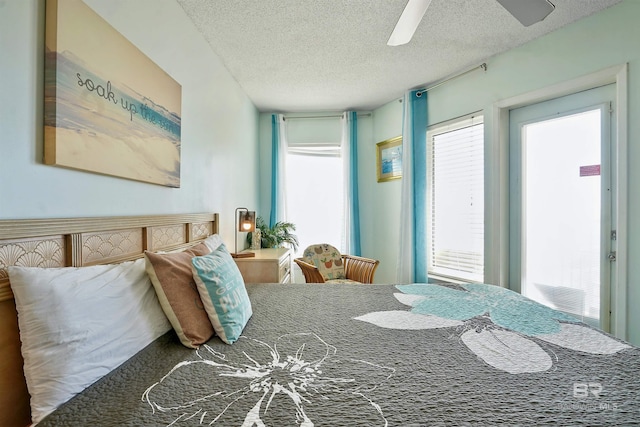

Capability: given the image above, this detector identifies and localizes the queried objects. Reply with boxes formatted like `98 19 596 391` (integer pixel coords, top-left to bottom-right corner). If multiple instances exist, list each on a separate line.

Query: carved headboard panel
0 213 219 427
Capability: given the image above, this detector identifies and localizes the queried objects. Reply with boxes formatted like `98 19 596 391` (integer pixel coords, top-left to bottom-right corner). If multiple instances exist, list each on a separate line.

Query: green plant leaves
247 216 299 251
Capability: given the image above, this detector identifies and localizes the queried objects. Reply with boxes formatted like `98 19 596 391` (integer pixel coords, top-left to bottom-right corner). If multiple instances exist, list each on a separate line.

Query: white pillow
8 258 171 424
203 233 223 251
153 234 221 254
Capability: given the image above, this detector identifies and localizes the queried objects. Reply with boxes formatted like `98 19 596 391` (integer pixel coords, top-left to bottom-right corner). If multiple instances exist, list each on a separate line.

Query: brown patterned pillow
144 242 214 348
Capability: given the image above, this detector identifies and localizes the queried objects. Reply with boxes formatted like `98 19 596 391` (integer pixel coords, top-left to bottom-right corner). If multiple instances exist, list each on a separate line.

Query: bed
1 213 638 426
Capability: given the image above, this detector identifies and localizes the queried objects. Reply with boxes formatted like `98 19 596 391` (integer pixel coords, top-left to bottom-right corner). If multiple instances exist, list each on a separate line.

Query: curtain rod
284 63 487 114
416 63 487 96
283 112 372 120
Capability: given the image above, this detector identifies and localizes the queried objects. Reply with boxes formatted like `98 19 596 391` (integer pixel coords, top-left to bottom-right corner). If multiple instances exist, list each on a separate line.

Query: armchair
294 244 379 284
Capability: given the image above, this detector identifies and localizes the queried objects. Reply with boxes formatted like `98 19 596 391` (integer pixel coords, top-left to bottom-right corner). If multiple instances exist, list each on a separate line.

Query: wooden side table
233 248 292 283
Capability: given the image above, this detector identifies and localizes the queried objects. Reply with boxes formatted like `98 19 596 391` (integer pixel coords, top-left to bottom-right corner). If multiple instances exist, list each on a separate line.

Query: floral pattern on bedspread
142 333 394 426
355 283 630 374
35 283 640 426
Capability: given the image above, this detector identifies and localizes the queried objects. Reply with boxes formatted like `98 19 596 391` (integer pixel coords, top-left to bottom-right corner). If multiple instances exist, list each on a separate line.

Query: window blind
427 116 484 282
288 143 341 157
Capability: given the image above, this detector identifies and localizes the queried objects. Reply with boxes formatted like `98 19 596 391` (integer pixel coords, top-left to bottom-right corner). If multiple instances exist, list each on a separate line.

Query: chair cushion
302 244 346 280
325 278 361 284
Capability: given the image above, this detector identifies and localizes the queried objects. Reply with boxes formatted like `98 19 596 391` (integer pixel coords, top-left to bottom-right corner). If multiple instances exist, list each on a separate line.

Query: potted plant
247 216 299 251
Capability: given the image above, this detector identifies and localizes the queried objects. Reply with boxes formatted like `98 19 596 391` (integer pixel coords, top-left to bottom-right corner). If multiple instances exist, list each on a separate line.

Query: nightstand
233 248 292 283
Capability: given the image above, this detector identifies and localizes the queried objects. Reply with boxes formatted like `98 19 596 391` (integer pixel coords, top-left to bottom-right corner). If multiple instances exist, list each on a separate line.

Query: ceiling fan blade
387 0 433 46
495 0 555 27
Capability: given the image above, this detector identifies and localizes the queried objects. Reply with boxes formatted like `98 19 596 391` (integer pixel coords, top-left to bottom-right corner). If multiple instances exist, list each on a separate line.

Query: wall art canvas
44 0 182 187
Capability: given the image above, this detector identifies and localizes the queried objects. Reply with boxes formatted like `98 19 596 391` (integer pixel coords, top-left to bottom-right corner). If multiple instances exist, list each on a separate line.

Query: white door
509 84 615 331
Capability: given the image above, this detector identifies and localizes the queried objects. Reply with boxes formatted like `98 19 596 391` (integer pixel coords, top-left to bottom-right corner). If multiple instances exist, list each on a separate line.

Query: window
285 117 344 257
427 114 484 283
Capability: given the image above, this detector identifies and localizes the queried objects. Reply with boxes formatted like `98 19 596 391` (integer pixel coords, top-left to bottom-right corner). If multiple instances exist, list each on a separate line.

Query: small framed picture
376 136 402 182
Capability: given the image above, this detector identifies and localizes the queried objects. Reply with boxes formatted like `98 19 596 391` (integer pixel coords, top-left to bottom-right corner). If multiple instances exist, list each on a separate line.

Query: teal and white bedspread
39 283 640 426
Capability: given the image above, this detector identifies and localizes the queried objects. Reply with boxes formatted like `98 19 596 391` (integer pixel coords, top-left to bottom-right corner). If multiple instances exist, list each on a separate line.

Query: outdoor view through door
510 84 615 330
522 110 603 327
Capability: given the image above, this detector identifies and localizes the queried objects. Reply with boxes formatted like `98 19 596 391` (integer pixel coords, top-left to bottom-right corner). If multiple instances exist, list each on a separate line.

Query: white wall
369 1 640 345
0 0 259 248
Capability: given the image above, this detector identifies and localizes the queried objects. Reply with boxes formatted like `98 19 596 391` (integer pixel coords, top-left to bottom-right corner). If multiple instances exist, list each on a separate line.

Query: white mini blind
288 143 341 157
286 116 342 157
427 115 484 282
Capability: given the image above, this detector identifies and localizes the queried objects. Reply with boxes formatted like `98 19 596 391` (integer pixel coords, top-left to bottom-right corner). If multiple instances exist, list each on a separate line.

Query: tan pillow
144 243 214 348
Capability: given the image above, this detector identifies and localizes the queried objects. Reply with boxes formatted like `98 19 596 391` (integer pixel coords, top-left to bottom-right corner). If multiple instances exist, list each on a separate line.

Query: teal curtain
397 90 428 283
270 114 287 227
342 111 361 255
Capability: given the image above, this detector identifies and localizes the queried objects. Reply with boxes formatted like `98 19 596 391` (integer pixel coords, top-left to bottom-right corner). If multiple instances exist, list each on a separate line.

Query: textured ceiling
176 0 622 112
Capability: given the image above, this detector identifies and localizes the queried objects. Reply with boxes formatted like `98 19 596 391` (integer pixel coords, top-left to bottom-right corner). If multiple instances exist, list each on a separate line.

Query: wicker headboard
0 212 219 427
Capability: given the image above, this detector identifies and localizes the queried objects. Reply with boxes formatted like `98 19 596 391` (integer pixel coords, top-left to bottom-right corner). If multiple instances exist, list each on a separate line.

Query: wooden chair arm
343 255 380 284
294 258 326 283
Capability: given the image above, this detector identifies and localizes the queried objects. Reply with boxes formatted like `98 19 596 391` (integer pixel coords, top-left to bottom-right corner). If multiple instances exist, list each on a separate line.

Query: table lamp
231 207 256 258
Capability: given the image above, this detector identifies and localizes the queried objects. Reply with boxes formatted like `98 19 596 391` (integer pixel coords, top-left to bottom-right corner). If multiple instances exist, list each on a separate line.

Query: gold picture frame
376 136 402 182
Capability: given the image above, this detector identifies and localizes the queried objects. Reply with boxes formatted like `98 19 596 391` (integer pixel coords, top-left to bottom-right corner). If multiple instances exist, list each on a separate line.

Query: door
509 84 615 331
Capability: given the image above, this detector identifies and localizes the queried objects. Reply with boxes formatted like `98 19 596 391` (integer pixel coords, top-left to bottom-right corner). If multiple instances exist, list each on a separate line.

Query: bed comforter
38 283 640 426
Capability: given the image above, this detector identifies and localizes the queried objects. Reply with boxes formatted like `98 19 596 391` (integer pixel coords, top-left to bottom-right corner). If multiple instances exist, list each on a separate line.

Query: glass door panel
522 110 601 326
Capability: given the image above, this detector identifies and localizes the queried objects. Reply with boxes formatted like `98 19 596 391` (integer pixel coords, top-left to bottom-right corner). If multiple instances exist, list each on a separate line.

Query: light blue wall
369 0 640 345
0 0 259 248
7 0 636 343
369 101 404 283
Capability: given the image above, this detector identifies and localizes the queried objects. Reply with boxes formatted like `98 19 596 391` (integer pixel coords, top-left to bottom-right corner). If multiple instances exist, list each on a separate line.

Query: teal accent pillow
191 244 252 344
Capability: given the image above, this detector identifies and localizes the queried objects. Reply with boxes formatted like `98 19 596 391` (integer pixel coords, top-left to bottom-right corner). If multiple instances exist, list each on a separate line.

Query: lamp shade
238 210 256 232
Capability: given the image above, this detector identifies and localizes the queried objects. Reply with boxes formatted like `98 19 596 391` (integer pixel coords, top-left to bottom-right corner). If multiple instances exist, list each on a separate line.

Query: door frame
511 97 613 330
486 63 628 340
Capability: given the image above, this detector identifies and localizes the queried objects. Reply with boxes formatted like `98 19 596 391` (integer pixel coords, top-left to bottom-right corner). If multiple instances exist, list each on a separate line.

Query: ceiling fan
387 0 556 46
